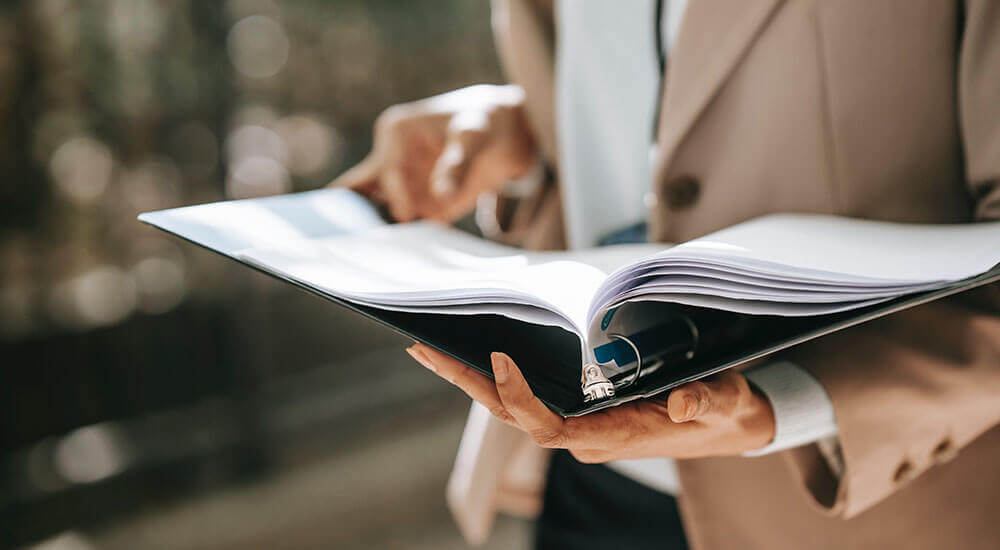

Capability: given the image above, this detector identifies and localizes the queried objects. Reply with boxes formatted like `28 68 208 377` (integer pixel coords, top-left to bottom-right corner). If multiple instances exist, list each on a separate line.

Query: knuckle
375 105 410 135
686 381 709 395
627 416 648 441
720 369 745 387
488 406 515 424
374 114 394 135
529 427 566 448
683 381 709 403
734 379 753 404
720 375 749 408
504 389 534 410
379 104 405 123
451 367 474 386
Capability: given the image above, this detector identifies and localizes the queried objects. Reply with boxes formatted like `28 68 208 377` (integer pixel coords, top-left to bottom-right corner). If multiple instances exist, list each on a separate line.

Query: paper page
137 188 387 255
589 265 923 317
616 293 894 316
143 192 1000 329
615 280 934 304
665 214 1000 283
537 243 664 272
586 214 1000 323
622 264 926 291
140 189 658 339
238 222 613 332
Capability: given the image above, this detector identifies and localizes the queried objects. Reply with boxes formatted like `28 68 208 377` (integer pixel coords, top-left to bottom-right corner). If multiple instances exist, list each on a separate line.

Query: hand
405 344 776 461
331 84 537 223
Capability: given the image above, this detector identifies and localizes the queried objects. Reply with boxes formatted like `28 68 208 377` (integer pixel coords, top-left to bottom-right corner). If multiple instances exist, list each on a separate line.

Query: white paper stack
140 190 1000 341
588 214 1000 318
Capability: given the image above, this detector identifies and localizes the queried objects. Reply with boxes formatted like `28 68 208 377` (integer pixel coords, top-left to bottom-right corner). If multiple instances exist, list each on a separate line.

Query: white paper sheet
141 191 1000 330
237 222 656 333
665 214 1000 283
585 214 1000 317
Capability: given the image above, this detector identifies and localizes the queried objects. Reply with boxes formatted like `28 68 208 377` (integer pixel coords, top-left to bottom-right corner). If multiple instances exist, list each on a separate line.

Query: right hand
331 84 538 223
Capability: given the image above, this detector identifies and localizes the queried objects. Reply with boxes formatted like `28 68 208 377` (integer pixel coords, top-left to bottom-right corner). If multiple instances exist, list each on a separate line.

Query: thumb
666 372 743 423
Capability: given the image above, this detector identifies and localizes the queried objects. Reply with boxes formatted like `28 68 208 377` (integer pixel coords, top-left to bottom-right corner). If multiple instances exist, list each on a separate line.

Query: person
332 1 1000 549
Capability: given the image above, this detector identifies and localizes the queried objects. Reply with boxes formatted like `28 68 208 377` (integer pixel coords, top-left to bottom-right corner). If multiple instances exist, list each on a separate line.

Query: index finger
407 344 516 426
490 352 570 447
329 153 381 193
491 354 658 451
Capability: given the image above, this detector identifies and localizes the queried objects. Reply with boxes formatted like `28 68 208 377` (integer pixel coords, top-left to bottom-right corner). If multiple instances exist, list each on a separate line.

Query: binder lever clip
581 363 615 403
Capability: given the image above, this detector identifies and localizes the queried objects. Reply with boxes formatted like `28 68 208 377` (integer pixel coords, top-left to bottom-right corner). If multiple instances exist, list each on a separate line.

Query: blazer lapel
656 0 785 167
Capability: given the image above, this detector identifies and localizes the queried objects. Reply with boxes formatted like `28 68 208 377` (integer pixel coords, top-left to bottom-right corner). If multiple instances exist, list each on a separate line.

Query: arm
491 0 557 162
780 0 1000 517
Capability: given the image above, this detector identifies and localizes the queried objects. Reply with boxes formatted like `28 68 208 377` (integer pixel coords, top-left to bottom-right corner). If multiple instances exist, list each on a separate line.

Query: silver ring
607 332 643 388
607 315 700 388
679 315 700 359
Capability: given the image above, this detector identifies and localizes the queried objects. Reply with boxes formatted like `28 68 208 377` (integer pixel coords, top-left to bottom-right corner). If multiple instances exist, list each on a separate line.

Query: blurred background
0 0 531 548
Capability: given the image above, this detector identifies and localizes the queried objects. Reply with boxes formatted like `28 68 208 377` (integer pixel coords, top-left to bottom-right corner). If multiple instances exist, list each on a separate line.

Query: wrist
742 361 838 457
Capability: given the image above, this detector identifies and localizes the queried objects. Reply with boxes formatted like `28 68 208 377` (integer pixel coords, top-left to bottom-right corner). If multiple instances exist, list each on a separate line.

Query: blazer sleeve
490 0 558 162
780 0 1000 518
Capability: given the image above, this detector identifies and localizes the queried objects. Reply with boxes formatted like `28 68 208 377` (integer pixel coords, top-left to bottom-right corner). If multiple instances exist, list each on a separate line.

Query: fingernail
682 394 699 421
406 346 436 373
491 352 508 383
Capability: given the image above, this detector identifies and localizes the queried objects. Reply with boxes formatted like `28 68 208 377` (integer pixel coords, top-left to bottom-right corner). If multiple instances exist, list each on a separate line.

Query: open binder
140 189 1000 416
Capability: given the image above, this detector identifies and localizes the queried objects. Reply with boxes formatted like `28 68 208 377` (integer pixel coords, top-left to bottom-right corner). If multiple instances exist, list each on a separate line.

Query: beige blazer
447 1 1000 548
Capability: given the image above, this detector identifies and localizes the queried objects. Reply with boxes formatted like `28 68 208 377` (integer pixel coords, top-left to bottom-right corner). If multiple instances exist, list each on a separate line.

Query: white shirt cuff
742 361 839 457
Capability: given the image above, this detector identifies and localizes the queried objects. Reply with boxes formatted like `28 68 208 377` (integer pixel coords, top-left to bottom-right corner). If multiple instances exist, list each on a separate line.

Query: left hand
405 344 776 462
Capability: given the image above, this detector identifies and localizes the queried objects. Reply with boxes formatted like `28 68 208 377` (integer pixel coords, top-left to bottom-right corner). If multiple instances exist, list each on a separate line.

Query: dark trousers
534 450 689 550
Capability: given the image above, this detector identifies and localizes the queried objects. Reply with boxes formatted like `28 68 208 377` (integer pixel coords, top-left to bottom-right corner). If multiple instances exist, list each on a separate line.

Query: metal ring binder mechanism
581 314 700 403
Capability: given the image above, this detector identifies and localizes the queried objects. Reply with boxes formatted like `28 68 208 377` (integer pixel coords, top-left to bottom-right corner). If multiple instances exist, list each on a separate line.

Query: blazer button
893 460 916 484
932 439 959 463
665 175 701 209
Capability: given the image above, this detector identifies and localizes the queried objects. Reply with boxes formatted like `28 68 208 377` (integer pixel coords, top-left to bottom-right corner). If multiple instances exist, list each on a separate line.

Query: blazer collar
655 0 785 168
